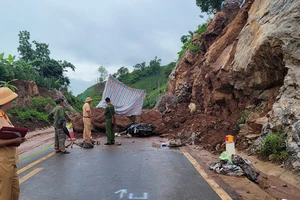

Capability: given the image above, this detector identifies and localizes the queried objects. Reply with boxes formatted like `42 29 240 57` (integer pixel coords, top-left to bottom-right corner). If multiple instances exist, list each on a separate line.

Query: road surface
18 136 225 200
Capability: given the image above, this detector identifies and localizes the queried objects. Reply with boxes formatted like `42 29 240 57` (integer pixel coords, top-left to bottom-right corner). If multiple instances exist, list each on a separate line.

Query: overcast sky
0 0 206 95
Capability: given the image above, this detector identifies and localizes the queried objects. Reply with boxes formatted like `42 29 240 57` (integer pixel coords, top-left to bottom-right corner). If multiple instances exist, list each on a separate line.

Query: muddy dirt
163 103 238 152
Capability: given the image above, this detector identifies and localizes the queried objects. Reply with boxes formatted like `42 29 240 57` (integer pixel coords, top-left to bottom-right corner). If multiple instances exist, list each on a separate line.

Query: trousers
54 128 66 151
83 118 92 142
105 118 115 144
0 164 19 200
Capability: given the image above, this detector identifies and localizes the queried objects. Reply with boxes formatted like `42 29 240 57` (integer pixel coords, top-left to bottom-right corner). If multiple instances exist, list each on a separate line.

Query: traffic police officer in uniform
0 87 26 200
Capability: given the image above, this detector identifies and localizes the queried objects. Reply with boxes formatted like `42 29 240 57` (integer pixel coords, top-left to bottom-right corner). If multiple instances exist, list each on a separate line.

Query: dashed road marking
19 168 43 184
180 147 232 200
17 152 55 175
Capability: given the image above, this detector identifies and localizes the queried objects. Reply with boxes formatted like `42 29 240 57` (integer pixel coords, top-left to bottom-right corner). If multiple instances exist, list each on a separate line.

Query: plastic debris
161 143 168 147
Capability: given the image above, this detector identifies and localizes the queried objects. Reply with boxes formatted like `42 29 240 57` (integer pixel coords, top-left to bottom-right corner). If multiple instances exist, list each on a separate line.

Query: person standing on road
82 97 93 143
0 87 26 200
104 97 115 145
48 98 70 154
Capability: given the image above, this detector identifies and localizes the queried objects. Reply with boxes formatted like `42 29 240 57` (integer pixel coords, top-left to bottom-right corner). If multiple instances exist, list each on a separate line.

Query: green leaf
8 54 14 64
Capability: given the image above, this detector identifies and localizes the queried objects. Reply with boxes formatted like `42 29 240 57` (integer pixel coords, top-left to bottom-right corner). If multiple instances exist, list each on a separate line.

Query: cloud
0 0 207 95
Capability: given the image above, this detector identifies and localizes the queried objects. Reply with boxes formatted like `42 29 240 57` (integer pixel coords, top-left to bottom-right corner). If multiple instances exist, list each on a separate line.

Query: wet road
18 137 222 200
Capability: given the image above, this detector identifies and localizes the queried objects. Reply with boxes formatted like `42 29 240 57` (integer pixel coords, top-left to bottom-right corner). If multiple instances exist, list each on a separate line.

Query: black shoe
61 151 70 154
104 143 112 145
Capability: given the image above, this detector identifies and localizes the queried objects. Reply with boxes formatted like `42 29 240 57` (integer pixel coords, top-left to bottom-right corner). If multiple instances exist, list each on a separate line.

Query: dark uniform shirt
49 105 65 128
104 104 115 119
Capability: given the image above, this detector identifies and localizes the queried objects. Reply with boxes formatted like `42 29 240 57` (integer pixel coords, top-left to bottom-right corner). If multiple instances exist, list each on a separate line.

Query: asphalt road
18 137 222 200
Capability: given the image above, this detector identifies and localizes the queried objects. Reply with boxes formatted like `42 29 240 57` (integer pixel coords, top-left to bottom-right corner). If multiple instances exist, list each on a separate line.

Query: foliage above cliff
196 0 223 14
178 22 208 60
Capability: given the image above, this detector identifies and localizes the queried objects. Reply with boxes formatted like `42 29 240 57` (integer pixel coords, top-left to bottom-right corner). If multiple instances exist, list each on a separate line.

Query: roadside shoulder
182 145 276 200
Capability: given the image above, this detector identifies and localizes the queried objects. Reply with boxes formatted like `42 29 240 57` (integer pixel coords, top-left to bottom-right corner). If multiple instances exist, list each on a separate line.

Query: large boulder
72 107 134 133
91 108 106 129
72 113 84 133
155 94 178 114
140 109 166 135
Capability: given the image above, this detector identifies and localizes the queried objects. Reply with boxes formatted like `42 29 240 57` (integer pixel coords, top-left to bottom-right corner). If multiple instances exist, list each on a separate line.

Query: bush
178 38 192 59
177 22 208 60
33 76 61 90
10 108 50 124
64 91 84 112
188 44 200 53
31 97 55 112
260 131 288 162
195 23 208 35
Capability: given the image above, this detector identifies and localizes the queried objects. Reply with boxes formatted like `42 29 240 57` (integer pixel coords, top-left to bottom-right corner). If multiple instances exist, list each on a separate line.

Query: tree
39 59 63 77
58 60 75 72
33 40 50 61
149 56 161 75
0 53 15 81
17 31 35 61
14 59 39 80
180 30 194 44
98 66 108 83
133 62 146 70
16 30 76 89
196 0 223 14
114 67 129 79
180 35 189 44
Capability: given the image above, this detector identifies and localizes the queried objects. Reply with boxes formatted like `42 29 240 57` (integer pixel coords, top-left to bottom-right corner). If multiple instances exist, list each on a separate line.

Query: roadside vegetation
178 23 208 60
7 96 55 127
259 129 288 162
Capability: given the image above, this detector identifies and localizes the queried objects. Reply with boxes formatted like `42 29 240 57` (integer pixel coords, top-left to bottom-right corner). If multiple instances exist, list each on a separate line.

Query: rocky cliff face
161 0 300 170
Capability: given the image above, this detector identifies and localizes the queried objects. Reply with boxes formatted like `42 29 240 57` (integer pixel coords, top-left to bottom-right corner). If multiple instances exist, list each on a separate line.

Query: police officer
49 98 70 154
104 97 115 145
0 87 26 200
82 97 93 143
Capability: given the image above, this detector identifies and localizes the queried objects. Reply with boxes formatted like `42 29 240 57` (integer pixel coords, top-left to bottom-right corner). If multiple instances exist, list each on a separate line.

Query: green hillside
77 84 104 108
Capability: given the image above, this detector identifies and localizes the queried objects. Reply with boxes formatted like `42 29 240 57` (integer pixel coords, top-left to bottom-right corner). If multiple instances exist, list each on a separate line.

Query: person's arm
0 138 26 147
86 110 91 117
86 104 91 117
104 106 108 116
48 109 54 121
112 105 116 115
